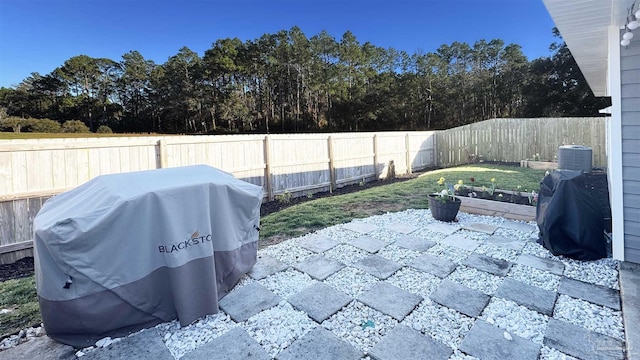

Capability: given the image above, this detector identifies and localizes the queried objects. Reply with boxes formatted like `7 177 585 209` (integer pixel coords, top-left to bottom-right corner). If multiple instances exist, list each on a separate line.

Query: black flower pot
428 194 461 222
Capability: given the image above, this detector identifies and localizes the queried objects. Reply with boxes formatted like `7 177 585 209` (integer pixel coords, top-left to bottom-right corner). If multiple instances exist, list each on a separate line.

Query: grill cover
34 165 262 347
536 170 606 260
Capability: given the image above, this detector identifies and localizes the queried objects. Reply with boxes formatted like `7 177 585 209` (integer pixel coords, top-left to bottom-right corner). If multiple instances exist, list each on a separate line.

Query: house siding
621 31 640 263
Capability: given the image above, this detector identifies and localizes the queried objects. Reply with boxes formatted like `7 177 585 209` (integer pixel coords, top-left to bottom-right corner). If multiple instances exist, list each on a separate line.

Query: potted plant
428 177 461 222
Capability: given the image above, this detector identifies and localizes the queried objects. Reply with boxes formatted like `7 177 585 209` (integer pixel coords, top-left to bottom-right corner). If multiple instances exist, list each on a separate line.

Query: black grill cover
536 170 606 260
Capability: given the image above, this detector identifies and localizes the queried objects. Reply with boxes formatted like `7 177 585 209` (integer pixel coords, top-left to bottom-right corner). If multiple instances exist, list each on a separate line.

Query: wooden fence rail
0 117 607 263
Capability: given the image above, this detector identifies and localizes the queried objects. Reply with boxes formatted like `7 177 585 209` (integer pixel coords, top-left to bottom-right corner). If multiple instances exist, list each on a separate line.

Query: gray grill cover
33 165 262 347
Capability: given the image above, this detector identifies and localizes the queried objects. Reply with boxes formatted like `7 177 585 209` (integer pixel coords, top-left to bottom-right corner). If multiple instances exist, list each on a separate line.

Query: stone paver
462 222 498 235
499 220 537 233
182 327 270 360
441 234 480 251
430 279 490 317
495 278 557 316
394 235 436 252
80 329 173 360
544 318 624 360
485 234 526 251
297 234 340 253
288 283 352 322
559 277 621 310
342 221 375 234
426 222 460 235
277 327 362 360
294 255 345 280
248 255 289 280
620 261 640 360
385 222 418 234
409 253 457 278
463 253 512 276
516 254 564 276
347 236 386 253
369 325 452 360
460 320 541 360
357 282 423 321
219 282 281 322
0 336 76 360
352 255 402 279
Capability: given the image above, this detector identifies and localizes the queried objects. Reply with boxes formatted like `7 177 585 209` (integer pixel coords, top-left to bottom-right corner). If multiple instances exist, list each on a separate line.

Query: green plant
96 125 113 134
31 118 62 133
62 120 90 133
359 177 366 187
487 178 496 195
434 177 456 203
306 192 313 199
276 190 292 204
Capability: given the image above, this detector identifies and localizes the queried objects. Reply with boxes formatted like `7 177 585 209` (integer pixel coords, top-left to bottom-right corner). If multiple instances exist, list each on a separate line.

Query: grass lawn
259 163 546 243
0 163 546 339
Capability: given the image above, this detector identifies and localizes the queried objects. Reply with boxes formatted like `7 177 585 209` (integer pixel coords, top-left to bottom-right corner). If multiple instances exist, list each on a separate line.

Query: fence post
327 135 336 192
157 139 168 168
405 133 412 174
433 132 439 167
264 135 274 201
373 134 379 179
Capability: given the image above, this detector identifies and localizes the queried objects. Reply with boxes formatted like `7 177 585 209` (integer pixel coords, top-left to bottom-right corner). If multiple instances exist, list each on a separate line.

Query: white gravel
474 243 520 262
156 313 236 359
521 240 556 259
427 243 472 264
554 294 624 340
448 265 503 295
324 267 380 298
481 297 548 344
376 245 421 265
508 263 562 292
241 301 317 357
387 267 442 297
321 301 398 353
561 257 620 290
402 299 475 349
259 268 316 298
323 243 369 265
257 242 314 266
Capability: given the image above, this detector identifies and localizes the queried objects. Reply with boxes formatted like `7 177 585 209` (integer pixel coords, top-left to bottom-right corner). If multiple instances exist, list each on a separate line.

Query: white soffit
542 0 633 97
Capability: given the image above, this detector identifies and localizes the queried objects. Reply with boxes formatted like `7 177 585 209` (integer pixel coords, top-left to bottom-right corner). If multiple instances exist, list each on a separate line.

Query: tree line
0 27 609 134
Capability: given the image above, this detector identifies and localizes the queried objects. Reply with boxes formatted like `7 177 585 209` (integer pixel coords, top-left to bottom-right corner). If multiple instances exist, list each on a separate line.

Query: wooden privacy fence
437 117 607 168
0 117 608 263
0 131 437 263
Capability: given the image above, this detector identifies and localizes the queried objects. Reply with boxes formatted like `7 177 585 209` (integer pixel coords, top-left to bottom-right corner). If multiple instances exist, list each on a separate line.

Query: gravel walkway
1 209 625 360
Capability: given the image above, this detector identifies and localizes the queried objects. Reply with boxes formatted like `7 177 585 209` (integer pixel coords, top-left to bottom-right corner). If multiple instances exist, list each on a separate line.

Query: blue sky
0 0 557 88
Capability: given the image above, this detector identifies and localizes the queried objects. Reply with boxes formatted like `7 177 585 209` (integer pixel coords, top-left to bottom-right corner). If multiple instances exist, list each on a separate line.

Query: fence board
436 118 606 167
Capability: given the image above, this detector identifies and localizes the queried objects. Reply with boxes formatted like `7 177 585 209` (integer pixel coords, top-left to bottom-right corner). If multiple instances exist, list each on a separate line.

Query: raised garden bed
455 187 537 222
520 160 558 170
459 196 536 222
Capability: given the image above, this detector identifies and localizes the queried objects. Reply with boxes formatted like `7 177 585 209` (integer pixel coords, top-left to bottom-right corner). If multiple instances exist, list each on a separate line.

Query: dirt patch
0 257 34 282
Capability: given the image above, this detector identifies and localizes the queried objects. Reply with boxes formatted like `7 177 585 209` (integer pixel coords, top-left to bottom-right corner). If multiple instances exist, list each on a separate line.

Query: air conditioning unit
558 145 592 173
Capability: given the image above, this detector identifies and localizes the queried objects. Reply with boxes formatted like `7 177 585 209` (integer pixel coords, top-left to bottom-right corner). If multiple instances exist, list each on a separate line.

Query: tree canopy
0 27 609 134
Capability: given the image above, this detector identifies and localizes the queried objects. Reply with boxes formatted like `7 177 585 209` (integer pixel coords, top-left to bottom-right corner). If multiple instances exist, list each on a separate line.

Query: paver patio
12 209 629 360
